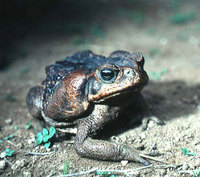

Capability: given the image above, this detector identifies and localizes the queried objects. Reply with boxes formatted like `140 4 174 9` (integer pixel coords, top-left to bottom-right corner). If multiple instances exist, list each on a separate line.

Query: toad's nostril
125 70 135 76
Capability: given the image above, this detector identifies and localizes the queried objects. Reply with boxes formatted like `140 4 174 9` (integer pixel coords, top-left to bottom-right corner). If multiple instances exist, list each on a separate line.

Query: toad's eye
99 68 118 83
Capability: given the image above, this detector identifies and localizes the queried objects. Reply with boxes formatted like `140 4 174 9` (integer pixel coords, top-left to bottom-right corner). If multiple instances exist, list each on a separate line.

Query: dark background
0 0 187 69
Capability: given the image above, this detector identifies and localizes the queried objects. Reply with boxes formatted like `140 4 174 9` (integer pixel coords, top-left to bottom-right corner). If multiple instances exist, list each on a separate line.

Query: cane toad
26 50 160 165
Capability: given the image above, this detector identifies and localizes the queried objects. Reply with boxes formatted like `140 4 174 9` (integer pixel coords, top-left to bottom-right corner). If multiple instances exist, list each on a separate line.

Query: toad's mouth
93 85 143 103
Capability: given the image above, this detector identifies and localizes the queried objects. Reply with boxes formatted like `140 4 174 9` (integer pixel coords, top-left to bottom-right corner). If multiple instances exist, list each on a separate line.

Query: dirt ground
1 0 200 176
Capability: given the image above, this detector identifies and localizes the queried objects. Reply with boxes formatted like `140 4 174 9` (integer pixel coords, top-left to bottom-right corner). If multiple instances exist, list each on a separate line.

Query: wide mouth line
94 85 141 103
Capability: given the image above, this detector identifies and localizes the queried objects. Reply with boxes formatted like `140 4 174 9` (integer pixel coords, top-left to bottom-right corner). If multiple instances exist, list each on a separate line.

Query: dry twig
54 164 182 177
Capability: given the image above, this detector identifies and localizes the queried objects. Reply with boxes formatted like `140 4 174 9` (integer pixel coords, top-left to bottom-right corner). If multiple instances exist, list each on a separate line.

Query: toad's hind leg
74 105 150 165
26 86 43 118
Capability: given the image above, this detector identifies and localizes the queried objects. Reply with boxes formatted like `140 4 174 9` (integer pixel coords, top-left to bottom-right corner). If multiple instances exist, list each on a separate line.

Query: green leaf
36 132 43 144
14 126 18 130
180 147 188 155
4 93 16 102
170 12 196 24
25 121 32 130
96 171 111 175
43 135 49 143
149 48 160 57
63 159 70 175
5 149 15 157
42 128 48 136
180 147 196 156
3 134 14 140
0 140 3 143
44 142 51 149
5 149 10 153
49 127 56 138
186 152 196 156
150 68 168 81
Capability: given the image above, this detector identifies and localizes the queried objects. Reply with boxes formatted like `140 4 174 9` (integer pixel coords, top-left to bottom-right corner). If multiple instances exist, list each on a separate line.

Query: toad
26 50 162 165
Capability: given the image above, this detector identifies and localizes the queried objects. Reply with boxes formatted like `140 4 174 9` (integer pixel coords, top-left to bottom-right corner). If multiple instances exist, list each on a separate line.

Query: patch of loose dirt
1 1 200 176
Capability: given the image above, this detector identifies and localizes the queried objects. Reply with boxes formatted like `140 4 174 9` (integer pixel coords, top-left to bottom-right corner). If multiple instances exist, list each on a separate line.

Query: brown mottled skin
26 50 163 165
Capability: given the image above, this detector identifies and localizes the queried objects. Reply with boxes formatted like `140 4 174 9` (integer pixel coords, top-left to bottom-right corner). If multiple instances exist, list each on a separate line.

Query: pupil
101 69 115 81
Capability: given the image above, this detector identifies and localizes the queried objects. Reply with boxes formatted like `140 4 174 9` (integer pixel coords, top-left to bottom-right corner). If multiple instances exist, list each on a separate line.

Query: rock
120 135 127 142
121 160 128 166
156 169 166 176
5 118 12 124
0 160 6 170
23 171 32 177
110 136 121 143
0 152 6 159
11 159 27 171
140 132 146 140
46 148 51 152
27 137 35 145
182 163 189 170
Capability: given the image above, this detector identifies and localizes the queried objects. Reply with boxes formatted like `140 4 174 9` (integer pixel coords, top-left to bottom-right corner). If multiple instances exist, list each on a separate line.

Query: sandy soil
1 0 200 176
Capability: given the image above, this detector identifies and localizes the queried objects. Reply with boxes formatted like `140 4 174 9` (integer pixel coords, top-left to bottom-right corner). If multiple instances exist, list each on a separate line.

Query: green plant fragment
5 149 15 156
3 134 14 140
4 93 16 102
25 121 32 130
180 147 188 155
150 68 168 80
170 12 196 24
63 159 70 175
149 48 160 57
43 135 49 143
186 152 196 156
49 127 56 138
96 171 111 175
36 132 43 144
42 128 48 135
180 147 196 156
14 126 18 130
44 142 51 149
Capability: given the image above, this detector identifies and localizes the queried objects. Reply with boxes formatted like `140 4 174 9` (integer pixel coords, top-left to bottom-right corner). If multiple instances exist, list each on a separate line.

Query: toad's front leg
74 107 150 165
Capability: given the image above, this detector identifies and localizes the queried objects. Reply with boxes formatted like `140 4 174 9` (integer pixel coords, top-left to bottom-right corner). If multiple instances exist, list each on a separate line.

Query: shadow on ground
98 80 200 138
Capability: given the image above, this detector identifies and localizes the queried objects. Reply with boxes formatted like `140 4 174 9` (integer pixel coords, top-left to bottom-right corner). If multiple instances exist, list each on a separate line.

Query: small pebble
147 120 155 128
5 118 12 124
140 132 146 140
121 160 128 166
182 163 189 170
23 171 32 177
0 152 6 159
110 136 121 143
0 160 6 170
46 148 51 152
120 135 127 142
27 137 35 145
156 169 166 176
11 159 27 170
